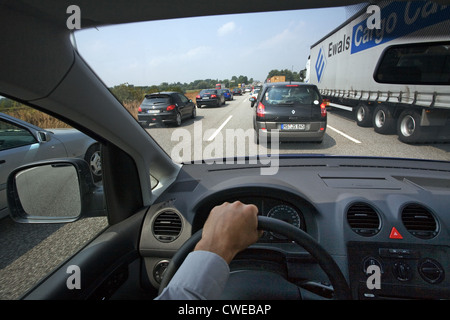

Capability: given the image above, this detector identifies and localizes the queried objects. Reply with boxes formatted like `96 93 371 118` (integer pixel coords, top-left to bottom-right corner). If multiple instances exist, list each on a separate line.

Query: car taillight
211 94 217 98
166 105 176 111
196 95 201 99
257 102 265 118
138 106 142 112
320 103 327 117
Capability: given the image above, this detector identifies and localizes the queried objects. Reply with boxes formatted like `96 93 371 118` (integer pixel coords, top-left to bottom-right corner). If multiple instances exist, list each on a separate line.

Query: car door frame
20 142 153 300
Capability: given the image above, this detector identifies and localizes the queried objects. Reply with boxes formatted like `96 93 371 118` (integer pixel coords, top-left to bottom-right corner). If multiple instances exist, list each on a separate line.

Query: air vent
418 258 444 284
152 210 182 243
347 203 381 236
401 204 438 239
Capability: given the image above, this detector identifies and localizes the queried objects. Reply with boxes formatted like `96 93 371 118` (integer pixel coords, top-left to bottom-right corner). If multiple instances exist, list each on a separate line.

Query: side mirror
7 158 104 223
37 131 51 143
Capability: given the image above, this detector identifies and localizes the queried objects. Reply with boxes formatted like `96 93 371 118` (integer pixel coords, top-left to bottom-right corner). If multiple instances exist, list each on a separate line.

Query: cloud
147 46 212 67
184 46 212 59
217 21 236 37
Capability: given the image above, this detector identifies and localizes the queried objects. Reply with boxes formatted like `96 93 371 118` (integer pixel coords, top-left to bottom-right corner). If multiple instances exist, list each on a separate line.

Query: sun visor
0 4 74 101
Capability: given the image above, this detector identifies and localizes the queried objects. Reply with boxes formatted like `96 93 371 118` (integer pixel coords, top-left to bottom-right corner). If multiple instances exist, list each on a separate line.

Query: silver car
0 113 101 218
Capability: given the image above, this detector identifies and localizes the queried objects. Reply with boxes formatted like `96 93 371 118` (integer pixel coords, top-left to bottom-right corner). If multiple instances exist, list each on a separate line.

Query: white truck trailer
306 1 450 143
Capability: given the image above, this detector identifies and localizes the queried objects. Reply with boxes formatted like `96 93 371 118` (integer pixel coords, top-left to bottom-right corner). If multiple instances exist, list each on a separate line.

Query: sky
74 6 360 87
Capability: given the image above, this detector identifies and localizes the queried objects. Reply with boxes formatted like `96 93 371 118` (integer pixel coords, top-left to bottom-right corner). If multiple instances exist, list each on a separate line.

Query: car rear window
142 95 172 105
200 89 217 94
263 85 320 105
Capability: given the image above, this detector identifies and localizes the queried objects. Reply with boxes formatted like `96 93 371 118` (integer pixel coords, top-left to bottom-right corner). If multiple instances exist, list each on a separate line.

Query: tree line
267 68 307 82
109 76 255 104
109 69 307 104
0 69 307 107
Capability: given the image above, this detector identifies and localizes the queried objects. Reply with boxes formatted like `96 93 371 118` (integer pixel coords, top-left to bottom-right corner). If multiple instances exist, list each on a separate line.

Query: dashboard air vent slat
401 204 438 239
347 203 381 236
152 210 182 243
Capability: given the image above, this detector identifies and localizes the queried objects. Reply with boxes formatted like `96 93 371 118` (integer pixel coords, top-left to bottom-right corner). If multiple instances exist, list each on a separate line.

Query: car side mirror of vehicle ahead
37 131 51 143
7 158 103 223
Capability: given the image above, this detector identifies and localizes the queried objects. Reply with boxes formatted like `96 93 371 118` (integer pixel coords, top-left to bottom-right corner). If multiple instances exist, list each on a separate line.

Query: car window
142 96 172 105
178 94 189 103
0 119 37 151
200 89 217 94
375 42 450 84
0 100 108 300
264 86 320 105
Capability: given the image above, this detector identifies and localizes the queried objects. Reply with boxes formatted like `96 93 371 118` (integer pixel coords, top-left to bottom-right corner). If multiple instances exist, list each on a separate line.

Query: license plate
147 110 160 114
281 123 306 130
202 96 210 99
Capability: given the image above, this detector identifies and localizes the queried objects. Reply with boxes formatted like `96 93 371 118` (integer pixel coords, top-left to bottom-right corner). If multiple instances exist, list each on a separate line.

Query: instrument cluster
235 197 306 243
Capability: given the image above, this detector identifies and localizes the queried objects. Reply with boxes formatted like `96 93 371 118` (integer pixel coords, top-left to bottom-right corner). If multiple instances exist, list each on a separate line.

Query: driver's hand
194 201 262 264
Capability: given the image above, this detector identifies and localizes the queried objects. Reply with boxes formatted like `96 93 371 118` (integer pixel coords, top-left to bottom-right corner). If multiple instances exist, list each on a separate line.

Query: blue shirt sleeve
155 250 230 300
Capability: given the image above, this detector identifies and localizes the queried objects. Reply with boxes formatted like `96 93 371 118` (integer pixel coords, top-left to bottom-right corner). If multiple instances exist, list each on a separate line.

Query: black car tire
84 143 102 183
175 112 182 126
191 106 196 119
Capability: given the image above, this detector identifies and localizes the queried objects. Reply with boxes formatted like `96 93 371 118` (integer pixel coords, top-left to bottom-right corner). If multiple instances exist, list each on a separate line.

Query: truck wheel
397 110 425 143
373 105 396 134
355 104 372 127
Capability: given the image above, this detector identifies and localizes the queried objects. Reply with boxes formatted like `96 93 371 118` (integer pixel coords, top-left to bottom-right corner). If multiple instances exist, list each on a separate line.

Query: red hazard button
389 227 403 239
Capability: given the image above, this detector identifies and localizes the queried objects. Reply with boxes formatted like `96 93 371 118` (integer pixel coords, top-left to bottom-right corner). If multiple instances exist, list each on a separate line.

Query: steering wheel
158 216 352 300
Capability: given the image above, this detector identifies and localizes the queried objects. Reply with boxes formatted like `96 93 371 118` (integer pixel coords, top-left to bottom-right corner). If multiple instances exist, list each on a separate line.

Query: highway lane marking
327 125 361 144
207 115 233 141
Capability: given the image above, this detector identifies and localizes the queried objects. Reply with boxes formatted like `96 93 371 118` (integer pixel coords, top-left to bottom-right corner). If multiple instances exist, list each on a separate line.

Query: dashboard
139 156 450 300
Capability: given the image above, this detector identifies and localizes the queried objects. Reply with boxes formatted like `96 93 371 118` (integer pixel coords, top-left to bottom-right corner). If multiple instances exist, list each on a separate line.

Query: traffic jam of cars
137 81 327 146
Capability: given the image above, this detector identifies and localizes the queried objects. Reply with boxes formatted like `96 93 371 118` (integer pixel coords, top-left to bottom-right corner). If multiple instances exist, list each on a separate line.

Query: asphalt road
149 92 450 162
1 92 449 300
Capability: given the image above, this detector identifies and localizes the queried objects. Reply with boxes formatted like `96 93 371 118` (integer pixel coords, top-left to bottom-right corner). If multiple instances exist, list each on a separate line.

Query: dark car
196 89 225 107
138 92 196 127
232 88 242 95
220 88 233 101
251 82 327 143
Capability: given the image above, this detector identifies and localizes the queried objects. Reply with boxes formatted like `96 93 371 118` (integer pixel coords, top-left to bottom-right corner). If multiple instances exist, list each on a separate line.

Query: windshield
75 2 450 164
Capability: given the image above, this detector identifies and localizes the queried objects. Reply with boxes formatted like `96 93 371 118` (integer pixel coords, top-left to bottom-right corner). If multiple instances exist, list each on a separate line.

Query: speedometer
267 204 302 239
